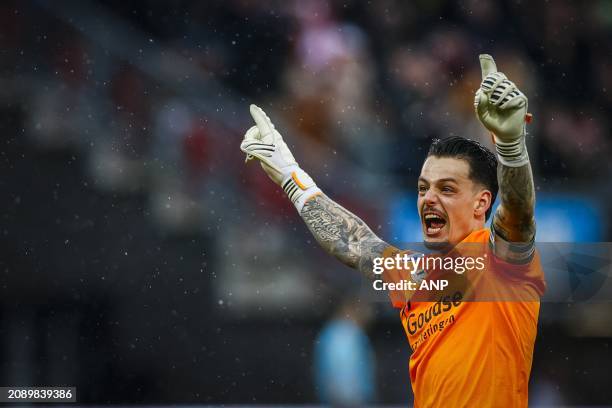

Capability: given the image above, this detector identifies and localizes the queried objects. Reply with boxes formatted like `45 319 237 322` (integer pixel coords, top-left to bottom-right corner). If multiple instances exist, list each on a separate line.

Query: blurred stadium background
1 0 611 406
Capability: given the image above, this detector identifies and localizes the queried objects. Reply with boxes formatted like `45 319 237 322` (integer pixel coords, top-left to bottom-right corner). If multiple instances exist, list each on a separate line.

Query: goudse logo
405 291 463 335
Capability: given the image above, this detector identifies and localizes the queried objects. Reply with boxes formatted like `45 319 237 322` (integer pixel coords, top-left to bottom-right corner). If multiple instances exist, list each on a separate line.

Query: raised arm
493 164 535 243
475 54 536 262
240 105 394 280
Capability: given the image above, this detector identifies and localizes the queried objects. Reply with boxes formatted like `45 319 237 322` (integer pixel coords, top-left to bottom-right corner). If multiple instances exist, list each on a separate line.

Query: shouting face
417 156 492 247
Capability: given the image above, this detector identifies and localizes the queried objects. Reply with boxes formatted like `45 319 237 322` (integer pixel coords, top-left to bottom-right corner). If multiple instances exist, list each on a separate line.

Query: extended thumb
479 54 497 79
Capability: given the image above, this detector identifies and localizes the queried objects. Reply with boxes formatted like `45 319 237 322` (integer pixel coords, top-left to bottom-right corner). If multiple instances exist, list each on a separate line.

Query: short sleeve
380 247 416 308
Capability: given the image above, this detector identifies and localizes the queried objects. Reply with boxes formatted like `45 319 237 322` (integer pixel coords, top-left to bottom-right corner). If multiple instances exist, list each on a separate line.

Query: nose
423 188 439 205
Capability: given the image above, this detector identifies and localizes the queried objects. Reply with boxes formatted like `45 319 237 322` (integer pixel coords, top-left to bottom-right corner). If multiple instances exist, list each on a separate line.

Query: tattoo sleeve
493 162 536 245
300 194 392 280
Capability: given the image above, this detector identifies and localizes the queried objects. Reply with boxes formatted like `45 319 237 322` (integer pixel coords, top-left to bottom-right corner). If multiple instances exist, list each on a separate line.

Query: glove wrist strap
494 134 529 167
281 168 322 212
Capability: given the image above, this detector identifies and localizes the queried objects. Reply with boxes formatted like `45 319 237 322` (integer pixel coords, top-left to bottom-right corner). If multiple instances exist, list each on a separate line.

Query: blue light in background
533 194 603 242
388 194 422 243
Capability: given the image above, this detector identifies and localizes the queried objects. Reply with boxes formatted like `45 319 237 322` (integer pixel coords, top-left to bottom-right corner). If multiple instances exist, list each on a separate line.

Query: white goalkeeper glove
474 54 532 167
240 104 321 211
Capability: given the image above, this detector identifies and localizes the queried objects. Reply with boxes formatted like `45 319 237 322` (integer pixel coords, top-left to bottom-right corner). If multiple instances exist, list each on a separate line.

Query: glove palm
474 54 528 142
240 104 298 186
474 54 531 167
240 104 321 211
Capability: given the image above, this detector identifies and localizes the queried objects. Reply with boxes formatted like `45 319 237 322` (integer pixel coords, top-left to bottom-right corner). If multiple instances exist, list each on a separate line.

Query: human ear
474 190 492 217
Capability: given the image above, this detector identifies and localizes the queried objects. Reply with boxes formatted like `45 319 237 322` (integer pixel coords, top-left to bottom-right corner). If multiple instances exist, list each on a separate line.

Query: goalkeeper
241 55 545 407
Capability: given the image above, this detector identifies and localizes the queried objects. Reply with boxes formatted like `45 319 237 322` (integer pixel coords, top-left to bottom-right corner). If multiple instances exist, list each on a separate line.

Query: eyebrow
418 177 458 184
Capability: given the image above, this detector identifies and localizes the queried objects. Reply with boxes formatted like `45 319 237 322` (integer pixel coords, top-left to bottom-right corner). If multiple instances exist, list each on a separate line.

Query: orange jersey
391 228 546 408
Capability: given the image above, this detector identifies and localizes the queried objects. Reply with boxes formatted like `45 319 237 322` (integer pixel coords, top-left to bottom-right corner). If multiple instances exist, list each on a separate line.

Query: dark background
1 0 611 405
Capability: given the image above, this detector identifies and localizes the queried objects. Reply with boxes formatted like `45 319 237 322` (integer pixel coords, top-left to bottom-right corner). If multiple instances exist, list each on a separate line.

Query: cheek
441 196 472 226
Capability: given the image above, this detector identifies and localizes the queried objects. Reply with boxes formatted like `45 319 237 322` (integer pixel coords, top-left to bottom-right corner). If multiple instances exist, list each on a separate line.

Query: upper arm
355 238 396 281
490 221 536 264
300 193 393 280
300 194 419 307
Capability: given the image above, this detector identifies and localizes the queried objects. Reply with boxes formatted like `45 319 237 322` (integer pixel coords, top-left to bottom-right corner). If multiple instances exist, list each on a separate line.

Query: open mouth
423 212 447 236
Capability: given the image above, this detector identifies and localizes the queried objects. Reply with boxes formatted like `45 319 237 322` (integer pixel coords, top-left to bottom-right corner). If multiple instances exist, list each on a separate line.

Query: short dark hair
426 137 498 221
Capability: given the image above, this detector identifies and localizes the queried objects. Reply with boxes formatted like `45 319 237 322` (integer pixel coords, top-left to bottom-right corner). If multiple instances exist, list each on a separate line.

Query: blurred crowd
5 2 612 213
4 1 612 234
2 0 612 405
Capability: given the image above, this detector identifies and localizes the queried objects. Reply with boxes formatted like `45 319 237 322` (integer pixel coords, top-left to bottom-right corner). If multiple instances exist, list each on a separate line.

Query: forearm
493 162 536 243
301 194 391 280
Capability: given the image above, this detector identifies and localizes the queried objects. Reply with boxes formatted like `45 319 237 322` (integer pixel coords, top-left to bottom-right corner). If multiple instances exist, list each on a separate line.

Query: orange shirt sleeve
380 247 417 308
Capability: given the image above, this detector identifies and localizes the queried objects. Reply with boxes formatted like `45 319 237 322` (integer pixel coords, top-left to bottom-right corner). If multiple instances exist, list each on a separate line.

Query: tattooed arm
301 194 395 280
240 105 398 280
473 54 536 261
491 162 536 262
